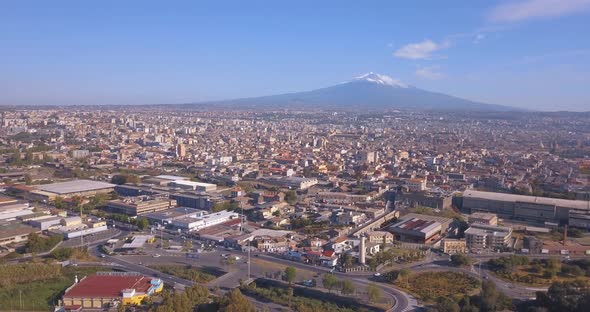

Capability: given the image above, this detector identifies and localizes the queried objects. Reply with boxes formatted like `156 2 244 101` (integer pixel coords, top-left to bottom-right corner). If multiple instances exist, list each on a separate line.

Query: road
82 230 576 311
91 244 413 311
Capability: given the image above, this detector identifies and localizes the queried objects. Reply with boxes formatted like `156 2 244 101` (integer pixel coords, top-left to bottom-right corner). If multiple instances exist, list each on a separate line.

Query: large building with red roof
61 272 163 310
388 217 443 245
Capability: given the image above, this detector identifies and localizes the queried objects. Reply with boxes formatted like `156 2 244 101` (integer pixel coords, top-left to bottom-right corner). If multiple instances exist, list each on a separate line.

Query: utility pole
80 205 84 249
241 201 251 280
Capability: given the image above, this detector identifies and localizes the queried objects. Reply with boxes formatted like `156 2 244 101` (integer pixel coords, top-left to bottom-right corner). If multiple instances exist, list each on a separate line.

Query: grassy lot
394 271 480 302
242 278 384 312
491 263 586 286
0 265 112 311
252 258 316 280
488 256 590 286
149 265 221 283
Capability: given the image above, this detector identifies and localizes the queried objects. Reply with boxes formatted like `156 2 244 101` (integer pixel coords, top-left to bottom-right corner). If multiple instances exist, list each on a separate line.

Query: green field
0 264 112 311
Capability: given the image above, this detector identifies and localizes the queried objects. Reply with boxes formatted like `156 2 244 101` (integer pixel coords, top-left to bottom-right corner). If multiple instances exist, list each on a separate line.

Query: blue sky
1 0 589 111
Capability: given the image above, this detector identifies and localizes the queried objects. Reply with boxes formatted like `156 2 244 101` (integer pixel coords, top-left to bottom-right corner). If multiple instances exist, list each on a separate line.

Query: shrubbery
25 232 63 254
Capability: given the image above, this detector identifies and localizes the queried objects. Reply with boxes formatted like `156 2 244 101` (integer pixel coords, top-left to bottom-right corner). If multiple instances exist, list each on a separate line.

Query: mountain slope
197 73 515 111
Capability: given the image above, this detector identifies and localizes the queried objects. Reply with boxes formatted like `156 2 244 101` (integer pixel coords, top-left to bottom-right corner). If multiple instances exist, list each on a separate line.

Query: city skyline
1 0 589 111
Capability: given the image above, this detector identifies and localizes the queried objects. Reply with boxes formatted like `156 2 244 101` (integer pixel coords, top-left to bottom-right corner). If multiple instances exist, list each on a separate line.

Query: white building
171 210 239 231
0 203 33 221
170 180 217 192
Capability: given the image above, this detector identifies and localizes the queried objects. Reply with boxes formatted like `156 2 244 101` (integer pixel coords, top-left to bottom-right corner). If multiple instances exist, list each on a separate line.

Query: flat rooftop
154 175 190 181
144 207 205 221
391 218 441 234
0 222 38 238
172 180 216 188
400 213 452 225
469 212 497 220
463 190 590 210
0 196 18 205
122 235 153 249
37 180 115 195
465 226 511 237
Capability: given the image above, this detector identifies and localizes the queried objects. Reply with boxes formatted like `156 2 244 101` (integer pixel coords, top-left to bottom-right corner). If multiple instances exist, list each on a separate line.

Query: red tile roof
64 274 152 298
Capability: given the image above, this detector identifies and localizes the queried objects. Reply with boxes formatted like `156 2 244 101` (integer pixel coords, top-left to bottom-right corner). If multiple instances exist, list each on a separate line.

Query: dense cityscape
0 107 589 312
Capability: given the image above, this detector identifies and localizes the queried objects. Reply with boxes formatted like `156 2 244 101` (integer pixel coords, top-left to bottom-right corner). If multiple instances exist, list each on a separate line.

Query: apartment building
464 224 512 251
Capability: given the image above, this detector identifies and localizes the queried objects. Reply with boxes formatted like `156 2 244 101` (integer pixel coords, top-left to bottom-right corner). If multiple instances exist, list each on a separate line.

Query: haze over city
1 0 590 111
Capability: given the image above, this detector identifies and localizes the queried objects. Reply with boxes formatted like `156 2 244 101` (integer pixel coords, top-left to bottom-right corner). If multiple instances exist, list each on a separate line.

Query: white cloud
394 39 449 60
489 0 590 22
415 66 444 79
473 33 486 44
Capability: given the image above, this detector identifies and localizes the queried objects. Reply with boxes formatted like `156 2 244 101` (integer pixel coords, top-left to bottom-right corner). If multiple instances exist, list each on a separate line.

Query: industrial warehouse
462 189 590 228
61 272 163 310
9 179 115 202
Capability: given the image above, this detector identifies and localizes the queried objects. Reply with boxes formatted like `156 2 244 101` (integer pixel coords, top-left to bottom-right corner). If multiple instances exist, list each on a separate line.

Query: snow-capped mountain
352 72 408 88
195 72 514 111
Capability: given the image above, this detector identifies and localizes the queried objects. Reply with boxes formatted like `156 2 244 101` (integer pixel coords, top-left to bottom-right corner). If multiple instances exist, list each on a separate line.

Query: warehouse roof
155 175 190 181
172 180 216 188
37 180 115 195
391 218 441 234
63 273 153 298
463 190 590 210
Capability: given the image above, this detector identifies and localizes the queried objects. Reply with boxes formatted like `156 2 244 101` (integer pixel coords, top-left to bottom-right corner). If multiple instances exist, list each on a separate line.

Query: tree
285 266 297 285
111 175 127 185
184 284 210 305
219 288 256 312
285 190 297 205
476 280 511 312
341 279 356 296
533 279 590 312
126 174 140 184
287 286 294 308
450 254 473 267
51 247 74 260
111 174 140 185
10 149 22 166
459 296 479 312
340 253 354 269
24 174 32 185
212 201 232 212
398 268 411 287
136 217 149 231
25 150 34 163
25 232 44 253
323 273 339 293
54 196 65 209
435 297 460 312
71 195 83 209
479 280 499 312
368 283 382 303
